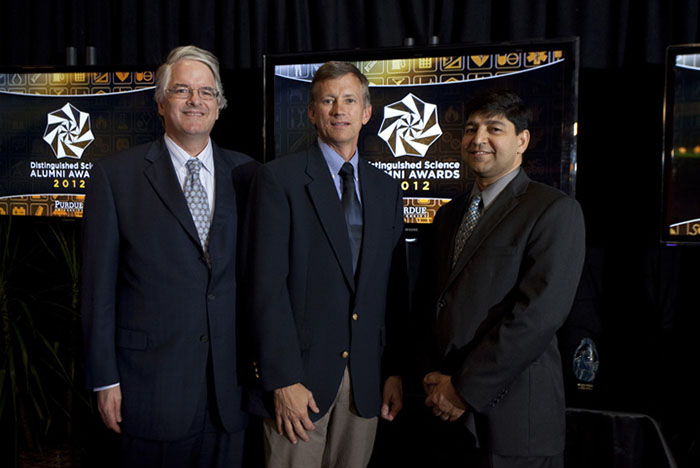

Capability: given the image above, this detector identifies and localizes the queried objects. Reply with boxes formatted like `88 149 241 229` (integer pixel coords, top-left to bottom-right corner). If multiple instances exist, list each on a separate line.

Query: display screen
662 46 700 243
265 39 579 231
0 68 162 217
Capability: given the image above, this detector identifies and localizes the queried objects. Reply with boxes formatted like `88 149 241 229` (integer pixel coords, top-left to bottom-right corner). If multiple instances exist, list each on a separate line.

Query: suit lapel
436 194 469 291
143 139 202 251
304 147 355 291
445 171 530 289
209 144 236 252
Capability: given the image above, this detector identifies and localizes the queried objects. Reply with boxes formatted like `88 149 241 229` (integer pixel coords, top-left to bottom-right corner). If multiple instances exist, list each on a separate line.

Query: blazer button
341 351 349 359
208 294 215 300
200 335 209 342
352 313 358 321
438 300 446 308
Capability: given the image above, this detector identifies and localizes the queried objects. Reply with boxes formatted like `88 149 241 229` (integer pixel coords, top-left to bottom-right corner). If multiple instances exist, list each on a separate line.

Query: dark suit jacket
81 138 257 441
246 144 407 420
417 169 585 457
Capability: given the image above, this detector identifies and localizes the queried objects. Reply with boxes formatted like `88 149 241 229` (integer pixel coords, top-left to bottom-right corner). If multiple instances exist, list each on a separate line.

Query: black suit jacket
417 169 585 457
81 138 257 440
246 144 407 420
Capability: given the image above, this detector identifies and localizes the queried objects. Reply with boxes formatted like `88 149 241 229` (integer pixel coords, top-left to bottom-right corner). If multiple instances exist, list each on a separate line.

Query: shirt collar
317 138 359 178
164 134 214 174
471 167 521 211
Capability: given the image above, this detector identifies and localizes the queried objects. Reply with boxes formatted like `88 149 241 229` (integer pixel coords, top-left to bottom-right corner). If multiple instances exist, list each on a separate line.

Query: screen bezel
661 44 700 245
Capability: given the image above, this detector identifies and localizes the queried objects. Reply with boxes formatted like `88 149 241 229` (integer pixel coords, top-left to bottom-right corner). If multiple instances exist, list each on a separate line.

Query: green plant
37 222 90 437
0 218 75 466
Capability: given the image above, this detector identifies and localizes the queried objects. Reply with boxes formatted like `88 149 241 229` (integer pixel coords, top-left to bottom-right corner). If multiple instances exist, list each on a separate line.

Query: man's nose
187 90 201 105
331 101 344 115
472 127 488 144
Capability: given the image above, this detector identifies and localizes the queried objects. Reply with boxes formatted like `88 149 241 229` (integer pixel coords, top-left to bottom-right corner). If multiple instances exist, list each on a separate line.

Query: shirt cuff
94 383 120 392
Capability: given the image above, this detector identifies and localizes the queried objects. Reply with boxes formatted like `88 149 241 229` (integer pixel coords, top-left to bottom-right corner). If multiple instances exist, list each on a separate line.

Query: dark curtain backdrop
2 0 700 69
3 1 700 466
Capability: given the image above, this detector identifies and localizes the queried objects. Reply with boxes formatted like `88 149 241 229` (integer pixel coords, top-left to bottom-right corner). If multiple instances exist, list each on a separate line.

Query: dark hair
309 61 371 108
464 89 531 134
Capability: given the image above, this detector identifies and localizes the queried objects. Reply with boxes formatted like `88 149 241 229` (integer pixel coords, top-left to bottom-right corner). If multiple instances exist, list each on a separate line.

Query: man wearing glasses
81 45 257 468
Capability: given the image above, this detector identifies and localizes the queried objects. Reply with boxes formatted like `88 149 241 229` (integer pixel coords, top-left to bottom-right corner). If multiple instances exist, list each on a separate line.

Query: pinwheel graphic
43 103 95 159
378 93 442 157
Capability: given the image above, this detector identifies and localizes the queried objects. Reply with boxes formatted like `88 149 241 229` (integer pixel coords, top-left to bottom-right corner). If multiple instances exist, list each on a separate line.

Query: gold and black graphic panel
0 68 161 218
265 39 579 229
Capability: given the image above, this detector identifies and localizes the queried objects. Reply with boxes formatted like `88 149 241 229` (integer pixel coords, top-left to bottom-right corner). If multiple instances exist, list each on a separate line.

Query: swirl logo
378 93 442 158
43 103 95 159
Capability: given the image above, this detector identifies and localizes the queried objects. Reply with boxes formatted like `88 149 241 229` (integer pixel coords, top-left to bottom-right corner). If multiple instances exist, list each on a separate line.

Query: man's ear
362 104 372 125
308 105 317 127
517 129 530 154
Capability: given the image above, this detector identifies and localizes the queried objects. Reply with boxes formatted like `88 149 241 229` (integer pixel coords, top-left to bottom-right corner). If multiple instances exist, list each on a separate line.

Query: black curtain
3 1 700 466
3 0 700 69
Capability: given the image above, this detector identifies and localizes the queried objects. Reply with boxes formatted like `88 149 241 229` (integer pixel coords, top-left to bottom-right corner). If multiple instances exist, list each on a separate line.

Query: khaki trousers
263 366 378 468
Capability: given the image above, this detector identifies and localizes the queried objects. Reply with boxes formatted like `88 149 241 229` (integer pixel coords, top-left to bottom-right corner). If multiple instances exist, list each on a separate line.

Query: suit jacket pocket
116 328 148 350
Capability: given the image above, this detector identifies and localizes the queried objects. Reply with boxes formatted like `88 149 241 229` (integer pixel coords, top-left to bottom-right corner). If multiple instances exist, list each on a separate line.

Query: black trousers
120 425 245 468
119 362 246 468
407 396 563 468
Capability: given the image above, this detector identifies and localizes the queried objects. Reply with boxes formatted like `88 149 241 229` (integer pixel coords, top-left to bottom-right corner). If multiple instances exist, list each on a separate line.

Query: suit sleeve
453 196 585 413
80 161 121 389
248 164 305 392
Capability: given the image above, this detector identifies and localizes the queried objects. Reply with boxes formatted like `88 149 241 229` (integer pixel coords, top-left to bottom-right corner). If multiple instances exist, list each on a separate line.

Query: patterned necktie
339 163 363 273
184 158 210 249
452 192 482 268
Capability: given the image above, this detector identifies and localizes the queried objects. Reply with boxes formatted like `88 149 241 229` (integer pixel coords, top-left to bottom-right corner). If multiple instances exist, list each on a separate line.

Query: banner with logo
0 70 161 217
267 41 578 228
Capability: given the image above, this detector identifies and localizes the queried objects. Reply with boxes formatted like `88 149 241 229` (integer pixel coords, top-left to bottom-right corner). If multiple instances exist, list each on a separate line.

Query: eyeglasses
166 85 219 101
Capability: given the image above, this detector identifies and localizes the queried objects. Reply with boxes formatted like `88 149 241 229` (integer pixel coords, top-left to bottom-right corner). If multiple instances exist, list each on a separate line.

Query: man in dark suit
81 45 257 468
416 89 585 468
247 61 407 467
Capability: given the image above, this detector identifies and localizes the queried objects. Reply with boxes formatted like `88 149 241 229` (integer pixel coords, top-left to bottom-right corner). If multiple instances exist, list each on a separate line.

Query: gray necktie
452 192 482 268
184 158 210 249
339 163 363 273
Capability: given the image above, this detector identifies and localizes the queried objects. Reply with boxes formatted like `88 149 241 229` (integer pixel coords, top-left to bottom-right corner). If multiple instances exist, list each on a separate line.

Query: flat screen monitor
264 38 579 234
0 67 162 217
662 44 700 244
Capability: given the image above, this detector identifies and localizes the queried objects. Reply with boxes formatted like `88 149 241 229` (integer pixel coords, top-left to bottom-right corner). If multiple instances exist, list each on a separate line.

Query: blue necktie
184 158 210 249
339 163 363 273
452 192 482 268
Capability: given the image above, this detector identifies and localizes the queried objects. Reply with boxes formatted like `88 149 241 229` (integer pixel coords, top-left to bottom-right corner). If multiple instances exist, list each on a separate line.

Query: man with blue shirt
247 61 407 467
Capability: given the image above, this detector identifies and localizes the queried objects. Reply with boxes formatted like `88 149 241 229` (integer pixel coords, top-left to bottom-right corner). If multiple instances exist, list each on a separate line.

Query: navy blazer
417 169 585 457
246 144 407 420
81 138 257 440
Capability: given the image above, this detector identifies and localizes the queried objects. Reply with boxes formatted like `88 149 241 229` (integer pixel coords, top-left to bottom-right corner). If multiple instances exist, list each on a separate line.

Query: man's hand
380 375 403 421
423 371 466 422
97 386 123 433
273 382 320 444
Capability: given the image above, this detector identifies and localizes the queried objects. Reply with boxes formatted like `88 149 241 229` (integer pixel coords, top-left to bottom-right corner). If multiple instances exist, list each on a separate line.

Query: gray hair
309 61 371 109
155 45 227 110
